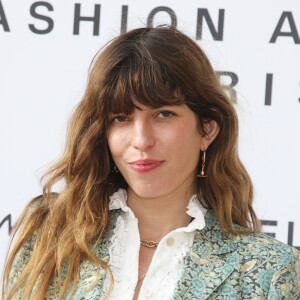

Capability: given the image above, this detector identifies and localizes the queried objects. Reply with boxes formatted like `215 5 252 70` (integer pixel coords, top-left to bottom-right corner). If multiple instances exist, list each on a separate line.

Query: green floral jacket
9 209 300 299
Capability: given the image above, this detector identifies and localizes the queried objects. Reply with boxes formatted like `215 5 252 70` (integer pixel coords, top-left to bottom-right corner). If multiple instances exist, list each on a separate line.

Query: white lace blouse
100 189 207 300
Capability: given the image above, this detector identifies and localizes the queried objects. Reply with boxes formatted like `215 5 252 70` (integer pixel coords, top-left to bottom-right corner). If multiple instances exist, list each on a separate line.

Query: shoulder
11 195 46 258
203 209 300 266
229 232 300 297
234 231 300 266
198 211 300 295
8 195 50 286
224 228 300 284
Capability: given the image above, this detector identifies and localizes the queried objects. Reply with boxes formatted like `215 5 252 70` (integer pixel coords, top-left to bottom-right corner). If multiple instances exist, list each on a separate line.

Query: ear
200 120 220 151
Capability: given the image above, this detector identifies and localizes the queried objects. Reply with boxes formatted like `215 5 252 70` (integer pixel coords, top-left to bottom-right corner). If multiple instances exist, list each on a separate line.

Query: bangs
102 53 185 116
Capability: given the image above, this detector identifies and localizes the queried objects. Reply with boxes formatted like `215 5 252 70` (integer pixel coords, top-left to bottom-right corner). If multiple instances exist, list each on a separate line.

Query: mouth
129 159 165 173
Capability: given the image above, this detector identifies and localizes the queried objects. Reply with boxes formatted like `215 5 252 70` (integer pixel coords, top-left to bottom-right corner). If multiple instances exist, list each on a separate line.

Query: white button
166 237 175 246
144 289 152 298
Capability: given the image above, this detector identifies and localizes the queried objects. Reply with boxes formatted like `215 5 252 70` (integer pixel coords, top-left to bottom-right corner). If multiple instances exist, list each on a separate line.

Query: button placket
143 289 152 298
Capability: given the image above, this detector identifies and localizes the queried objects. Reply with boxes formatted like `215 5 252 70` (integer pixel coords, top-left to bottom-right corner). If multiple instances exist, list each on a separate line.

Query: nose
131 120 155 152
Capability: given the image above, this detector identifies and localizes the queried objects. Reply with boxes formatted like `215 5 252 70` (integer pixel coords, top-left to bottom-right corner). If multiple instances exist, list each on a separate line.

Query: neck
127 188 195 242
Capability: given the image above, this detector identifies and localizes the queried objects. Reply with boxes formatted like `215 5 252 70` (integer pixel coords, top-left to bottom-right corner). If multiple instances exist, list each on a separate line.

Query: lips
129 159 164 173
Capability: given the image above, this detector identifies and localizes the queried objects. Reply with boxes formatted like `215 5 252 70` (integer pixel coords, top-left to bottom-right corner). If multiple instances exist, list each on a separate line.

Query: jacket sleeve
267 247 300 299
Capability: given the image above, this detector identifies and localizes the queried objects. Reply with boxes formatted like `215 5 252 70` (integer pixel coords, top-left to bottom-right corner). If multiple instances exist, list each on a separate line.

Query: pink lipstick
129 159 164 173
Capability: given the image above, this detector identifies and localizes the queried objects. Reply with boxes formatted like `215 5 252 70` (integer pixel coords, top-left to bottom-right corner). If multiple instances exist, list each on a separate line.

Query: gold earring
197 150 207 178
112 164 119 174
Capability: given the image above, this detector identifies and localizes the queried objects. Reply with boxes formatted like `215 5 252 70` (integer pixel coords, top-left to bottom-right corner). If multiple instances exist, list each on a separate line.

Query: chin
129 183 166 199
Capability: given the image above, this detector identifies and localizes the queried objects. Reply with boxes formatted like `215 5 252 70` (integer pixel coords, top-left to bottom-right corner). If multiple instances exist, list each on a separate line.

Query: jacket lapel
172 210 240 300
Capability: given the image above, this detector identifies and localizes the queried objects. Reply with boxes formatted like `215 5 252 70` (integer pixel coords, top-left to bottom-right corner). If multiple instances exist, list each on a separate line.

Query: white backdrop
1 0 300 273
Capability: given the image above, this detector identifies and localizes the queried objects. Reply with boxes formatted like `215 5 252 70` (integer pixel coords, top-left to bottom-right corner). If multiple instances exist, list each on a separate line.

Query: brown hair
2 26 260 300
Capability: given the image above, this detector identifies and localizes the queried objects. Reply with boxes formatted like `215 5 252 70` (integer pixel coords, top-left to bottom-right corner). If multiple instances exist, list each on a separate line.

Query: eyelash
110 115 129 123
156 110 176 119
109 110 176 124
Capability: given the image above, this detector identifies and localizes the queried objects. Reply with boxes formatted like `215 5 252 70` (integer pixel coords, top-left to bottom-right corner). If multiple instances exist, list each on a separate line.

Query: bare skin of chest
132 246 156 300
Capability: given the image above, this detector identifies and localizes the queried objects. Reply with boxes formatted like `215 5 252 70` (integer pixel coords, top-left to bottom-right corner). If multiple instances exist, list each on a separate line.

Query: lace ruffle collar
108 189 206 232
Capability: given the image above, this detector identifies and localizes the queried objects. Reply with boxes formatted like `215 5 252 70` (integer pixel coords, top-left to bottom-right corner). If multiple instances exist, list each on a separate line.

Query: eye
110 115 129 123
156 110 176 119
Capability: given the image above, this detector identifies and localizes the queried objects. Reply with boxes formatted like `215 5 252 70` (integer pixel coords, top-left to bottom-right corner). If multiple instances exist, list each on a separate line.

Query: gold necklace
140 239 159 248
137 273 146 283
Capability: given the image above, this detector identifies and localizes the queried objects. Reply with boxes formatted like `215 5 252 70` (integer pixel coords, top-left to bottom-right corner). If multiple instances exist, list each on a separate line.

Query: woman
2 26 300 299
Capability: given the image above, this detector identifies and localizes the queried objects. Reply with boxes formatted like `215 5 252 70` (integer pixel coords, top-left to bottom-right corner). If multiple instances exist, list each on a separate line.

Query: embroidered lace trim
101 189 206 299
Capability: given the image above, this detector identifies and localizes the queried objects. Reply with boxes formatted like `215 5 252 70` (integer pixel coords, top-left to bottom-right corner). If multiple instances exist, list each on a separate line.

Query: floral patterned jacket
9 209 300 299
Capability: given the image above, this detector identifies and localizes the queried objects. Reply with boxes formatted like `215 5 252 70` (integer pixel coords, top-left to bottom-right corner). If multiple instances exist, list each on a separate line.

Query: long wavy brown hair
2 26 260 300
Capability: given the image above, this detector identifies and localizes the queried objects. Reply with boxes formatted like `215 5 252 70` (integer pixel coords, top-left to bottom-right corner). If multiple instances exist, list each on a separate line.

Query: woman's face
107 103 212 200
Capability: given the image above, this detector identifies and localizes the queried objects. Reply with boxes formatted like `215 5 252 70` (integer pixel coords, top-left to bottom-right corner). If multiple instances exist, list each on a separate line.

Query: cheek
107 130 123 157
160 122 202 155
